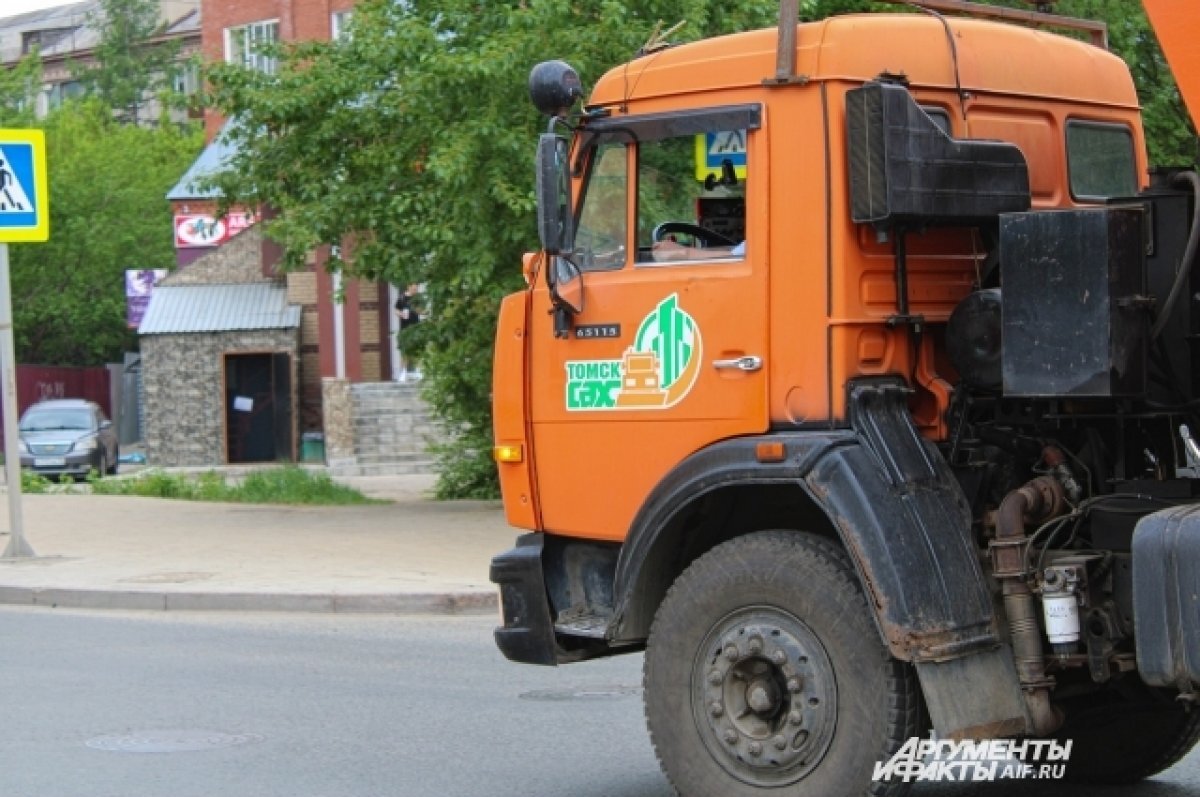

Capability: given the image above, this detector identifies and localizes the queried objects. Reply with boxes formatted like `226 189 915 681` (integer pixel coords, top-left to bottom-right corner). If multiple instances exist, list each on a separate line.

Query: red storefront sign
174 212 257 248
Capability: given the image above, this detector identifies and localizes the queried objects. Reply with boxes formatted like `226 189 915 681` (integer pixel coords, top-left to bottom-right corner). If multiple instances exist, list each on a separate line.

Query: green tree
0 53 43 127
74 0 184 125
9 101 202 365
206 0 1196 498
205 0 780 497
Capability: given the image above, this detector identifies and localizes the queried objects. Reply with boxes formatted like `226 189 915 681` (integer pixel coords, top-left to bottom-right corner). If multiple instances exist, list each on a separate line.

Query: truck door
528 105 769 542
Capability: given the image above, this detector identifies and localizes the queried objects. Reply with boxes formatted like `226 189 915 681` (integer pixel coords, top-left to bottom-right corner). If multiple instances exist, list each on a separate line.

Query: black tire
106 446 119 476
643 530 919 797
1056 692 1200 784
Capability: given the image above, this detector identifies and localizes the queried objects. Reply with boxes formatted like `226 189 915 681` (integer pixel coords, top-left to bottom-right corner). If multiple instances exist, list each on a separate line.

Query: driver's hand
652 239 691 262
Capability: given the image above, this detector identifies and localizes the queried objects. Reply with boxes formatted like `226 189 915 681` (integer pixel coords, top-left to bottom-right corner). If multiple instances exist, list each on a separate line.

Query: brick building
150 0 425 472
0 1 201 125
201 0 355 139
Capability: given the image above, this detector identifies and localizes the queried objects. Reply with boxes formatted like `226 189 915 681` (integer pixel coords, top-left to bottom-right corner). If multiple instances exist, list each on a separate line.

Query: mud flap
807 380 1028 736
915 648 1029 739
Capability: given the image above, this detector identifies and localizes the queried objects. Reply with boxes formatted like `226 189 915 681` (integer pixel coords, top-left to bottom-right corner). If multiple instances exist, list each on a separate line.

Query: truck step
553 612 611 639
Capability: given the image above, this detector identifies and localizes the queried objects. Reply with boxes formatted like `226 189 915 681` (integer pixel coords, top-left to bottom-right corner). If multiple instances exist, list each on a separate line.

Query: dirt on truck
490 1 1200 794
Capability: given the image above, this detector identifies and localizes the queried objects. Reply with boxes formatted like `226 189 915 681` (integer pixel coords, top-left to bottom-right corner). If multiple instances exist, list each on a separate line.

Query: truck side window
637 132 746 263
574 143 628 272
1066 121 1137 200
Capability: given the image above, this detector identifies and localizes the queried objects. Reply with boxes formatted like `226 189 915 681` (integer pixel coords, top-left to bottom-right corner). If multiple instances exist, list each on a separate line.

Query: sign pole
0 243 31 558
0 128 48 558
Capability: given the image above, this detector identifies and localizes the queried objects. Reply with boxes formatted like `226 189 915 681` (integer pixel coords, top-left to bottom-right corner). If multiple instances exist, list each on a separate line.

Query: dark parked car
18 399 119 479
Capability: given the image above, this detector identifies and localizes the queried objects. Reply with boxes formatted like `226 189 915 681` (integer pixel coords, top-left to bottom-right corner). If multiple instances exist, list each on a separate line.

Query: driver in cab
648 152 746 263
652 237 745 262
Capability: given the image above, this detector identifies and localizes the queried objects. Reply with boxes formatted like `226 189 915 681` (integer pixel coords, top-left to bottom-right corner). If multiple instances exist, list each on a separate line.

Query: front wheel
644 530 919 797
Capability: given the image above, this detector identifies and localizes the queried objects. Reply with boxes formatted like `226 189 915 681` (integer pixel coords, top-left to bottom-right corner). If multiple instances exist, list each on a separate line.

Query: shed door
225 352 293 463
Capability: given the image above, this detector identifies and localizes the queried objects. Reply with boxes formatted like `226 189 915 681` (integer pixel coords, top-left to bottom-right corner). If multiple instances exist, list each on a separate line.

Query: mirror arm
553 305 572 339
547 116 576 135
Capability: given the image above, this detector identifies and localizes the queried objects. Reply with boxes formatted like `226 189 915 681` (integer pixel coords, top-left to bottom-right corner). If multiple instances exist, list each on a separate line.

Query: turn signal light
521 252 540 286
494 444 524 463
756 442 786 463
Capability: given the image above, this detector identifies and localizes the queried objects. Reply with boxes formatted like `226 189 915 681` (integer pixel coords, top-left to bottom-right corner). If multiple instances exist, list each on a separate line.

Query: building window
332 11 353 40
226 20 279 75
47 80 85 110
22 27 75 55
173 62 201 96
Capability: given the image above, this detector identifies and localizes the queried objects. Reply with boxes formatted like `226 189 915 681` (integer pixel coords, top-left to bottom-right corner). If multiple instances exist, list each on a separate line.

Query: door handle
712 355 763 372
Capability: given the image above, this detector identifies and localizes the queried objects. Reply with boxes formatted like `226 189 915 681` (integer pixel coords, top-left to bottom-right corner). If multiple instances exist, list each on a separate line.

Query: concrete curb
0 585 498 615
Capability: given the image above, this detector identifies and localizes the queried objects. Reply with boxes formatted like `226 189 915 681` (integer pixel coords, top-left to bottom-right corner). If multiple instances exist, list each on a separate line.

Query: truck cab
492 7 1199 795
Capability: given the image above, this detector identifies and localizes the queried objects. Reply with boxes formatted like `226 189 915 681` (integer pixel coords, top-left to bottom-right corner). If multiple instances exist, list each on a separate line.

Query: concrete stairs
343 381 441 477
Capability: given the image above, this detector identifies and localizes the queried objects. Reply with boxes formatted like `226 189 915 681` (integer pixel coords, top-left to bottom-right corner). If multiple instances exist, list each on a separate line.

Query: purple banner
126 269 168 329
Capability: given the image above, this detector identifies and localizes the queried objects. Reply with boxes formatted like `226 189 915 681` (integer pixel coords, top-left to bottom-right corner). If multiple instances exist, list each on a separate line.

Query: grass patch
21 469 57 494
87 466 381 505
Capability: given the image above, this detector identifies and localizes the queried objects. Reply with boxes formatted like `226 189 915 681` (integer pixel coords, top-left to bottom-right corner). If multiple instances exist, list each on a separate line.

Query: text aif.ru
873 738 1073 783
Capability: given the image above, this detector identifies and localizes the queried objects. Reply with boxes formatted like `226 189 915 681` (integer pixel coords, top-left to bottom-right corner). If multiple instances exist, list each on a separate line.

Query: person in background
394 283 423 381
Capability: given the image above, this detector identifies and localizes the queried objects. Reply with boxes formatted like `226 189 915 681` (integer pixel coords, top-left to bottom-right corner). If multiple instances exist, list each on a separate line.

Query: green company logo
565 294 702 411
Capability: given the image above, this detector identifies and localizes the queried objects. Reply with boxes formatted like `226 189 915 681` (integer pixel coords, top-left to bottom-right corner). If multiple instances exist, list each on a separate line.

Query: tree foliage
207 0 1197 498
8 101 201 365
74 0 186 125
0 53 43 127
205 0 781 497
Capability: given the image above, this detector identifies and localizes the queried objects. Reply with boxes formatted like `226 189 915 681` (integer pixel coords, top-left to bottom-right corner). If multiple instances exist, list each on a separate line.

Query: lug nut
787 677 802 693
724 729 738 745
710 702 724 718
708 670 723 686
773 734 787 750
748 636 763 654
748 741 762 757
789 709 803 726
724 644 740 661
772 650 787 665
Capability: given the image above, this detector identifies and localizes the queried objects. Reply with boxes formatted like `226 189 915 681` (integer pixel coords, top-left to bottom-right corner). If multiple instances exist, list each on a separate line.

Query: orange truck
490 1 1200 793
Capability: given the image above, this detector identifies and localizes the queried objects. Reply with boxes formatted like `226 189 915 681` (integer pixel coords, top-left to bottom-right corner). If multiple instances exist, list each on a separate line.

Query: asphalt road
0 608 1195 797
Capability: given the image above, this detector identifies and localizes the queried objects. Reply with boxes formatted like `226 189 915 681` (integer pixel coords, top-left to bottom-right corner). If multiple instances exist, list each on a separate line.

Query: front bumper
20 448 101 477
490 533 558 666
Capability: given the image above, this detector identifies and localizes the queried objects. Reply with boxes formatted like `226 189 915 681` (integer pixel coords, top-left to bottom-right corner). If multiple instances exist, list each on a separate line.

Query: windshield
20 409 93 432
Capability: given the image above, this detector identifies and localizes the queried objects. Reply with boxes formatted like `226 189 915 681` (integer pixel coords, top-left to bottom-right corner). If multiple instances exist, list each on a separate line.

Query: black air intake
847 81 1031 227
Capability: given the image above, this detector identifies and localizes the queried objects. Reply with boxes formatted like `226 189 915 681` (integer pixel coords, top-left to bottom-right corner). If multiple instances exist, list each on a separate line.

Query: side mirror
528 61 582 118
536 133 572 255
550 257 583 315
99 420 113 430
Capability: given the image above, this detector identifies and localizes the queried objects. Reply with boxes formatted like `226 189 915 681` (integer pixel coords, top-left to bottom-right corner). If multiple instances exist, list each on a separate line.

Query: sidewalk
0 473 511 615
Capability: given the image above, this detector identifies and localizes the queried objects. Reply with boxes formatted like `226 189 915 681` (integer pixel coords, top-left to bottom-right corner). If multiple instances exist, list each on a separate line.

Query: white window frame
225 19 280 75
173 62 201 96
331 10 353 40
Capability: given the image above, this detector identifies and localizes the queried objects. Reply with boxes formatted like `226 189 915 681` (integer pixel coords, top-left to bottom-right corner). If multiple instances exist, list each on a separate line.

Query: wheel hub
692 608 838 787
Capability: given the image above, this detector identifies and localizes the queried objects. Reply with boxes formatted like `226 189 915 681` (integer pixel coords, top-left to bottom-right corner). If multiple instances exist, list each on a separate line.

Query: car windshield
19 409 93 432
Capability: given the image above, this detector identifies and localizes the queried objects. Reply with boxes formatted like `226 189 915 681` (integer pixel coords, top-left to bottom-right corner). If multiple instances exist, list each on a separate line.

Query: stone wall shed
139 282 301 467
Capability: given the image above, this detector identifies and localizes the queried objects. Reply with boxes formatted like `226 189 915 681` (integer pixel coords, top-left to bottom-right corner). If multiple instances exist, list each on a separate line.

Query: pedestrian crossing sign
0 130 49 243
694 130 748 184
